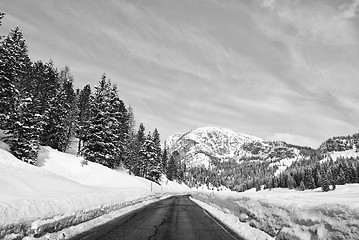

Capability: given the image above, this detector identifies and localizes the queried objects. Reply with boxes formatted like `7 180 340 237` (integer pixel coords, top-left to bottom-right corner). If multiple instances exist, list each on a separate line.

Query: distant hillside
166 127 316 190
165 127 359 192
318 133 359 154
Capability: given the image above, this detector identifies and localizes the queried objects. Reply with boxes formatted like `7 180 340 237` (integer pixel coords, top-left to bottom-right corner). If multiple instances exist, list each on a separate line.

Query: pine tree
316 170 322 187
338 168 346 185
162 146 168 174
167 155 177 181
58 67 77 151
287 174 295 189
39 62 69 149
0 26 42 164
299 181 306 191
306 171 316 190
24 60 61 148
0 26 31 130
107 83 128 167
272 177 278 188
0 12 4 27
132 123 146 176
141 132 162 182
123 106 136 173
25 61 59 119
6 97 42 164
152 128 162 171
76 84 91 155
178 161 186 183
81 74 123 168
321 173 330 192
43 73 76 152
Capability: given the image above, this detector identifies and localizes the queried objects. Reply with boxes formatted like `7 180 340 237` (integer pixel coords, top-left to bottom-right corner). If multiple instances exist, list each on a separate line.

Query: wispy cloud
341 0 359 19
1 0 359 147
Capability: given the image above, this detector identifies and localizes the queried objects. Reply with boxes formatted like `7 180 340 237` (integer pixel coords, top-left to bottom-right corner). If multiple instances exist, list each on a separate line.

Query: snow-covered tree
0 27 31 130
0 25 44 163
141 132 162 182
81 74 126 169
108 84 128 166
306 170 316 190
60 71 77 150
43 73 76 152
0 12 4 27
321 172 330 192
132 123 146 176
152 128 162 171
162 146 168 174
123 106 136 172
76 84 92 154
6 97 43 164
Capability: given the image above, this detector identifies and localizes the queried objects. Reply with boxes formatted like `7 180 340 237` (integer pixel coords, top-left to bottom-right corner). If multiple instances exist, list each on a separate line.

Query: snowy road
69 195 243 240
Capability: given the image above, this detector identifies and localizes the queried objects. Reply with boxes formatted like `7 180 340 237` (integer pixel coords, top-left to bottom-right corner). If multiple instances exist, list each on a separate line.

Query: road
69 195 243 240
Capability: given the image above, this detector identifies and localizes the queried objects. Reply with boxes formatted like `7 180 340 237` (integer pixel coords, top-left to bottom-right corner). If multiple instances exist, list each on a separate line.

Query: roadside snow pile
0 147 190 239
190 197 274 240
24 195 171 240
193 185 359 240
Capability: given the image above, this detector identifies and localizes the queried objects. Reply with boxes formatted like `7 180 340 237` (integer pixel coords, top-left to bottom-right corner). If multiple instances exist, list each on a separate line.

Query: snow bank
0 147 190 239
190 197 273 240
193 185 359 240
24 195 171 240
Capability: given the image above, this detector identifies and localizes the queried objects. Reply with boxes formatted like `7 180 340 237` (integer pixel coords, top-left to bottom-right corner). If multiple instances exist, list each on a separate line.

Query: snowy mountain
166 127 263 167
166 127 308 168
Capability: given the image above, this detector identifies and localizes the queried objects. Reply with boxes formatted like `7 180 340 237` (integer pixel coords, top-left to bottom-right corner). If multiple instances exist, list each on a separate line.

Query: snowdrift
193 186 359 240
0 147 190 239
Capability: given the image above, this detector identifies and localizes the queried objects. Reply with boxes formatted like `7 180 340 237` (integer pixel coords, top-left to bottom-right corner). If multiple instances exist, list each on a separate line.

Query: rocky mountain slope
166 127 312 168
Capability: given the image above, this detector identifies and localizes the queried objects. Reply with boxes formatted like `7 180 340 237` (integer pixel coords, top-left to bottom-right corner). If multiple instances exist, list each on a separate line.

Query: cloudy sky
1 0 359 147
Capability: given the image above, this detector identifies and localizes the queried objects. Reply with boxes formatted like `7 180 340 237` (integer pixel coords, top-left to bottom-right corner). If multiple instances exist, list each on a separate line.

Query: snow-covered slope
38 147 150 190
0 147 190 239
166 126 305 168
320 148 359 163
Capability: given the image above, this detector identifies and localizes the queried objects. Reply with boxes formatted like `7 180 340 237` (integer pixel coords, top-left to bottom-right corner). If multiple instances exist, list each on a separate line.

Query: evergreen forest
0 13 173 183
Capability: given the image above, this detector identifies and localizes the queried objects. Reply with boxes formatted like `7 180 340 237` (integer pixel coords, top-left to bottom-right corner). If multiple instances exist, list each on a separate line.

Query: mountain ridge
166 126 311 169
165 126 359 191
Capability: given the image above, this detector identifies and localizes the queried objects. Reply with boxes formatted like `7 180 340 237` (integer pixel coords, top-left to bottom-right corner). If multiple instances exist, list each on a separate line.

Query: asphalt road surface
69 195 243 240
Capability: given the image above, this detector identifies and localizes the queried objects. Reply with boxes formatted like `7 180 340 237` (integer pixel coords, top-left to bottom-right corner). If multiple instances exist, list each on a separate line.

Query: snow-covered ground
321 149 359 163
193 185 359 240
0 146 190 239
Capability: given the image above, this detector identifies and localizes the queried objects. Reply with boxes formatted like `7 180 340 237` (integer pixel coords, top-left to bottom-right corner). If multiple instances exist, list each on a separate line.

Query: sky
1 0 359 148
